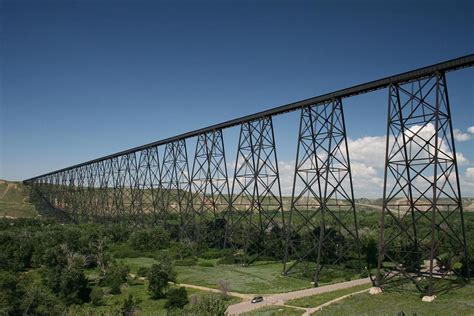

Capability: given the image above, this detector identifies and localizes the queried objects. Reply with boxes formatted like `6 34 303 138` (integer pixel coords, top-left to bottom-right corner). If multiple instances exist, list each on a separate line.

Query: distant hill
0 179 39 218
1 178 472 220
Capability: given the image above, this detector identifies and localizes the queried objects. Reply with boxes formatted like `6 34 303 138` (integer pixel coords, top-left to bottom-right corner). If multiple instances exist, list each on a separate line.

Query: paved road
226 277 372 315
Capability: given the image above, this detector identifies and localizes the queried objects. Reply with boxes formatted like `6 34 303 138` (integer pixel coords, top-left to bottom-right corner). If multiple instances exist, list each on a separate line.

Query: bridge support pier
229 117 284 265
190 129 231 248
376 72 469 295
283 98 360 285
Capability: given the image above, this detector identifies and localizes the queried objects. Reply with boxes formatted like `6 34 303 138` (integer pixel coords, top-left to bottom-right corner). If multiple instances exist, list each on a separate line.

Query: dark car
251 296 264 303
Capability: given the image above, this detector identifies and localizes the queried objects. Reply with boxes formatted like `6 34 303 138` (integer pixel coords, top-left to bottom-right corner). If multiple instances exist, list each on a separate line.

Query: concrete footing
369 287 383 295
422 295 436 302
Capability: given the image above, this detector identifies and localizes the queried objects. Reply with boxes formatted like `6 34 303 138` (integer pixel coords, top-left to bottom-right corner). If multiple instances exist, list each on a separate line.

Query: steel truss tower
190 130 231 248
160 140 193 239
283 99 360 285
229 117 284 265
377 72 470 295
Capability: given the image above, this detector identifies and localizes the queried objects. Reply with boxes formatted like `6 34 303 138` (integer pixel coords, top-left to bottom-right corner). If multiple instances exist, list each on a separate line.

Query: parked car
251 296 264 303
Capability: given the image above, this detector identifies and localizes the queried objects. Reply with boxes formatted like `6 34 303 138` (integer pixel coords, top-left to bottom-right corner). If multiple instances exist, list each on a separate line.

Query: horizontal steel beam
24 54 474 182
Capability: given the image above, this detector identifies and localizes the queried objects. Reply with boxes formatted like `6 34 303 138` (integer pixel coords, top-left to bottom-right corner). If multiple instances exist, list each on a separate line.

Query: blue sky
1 0 473 197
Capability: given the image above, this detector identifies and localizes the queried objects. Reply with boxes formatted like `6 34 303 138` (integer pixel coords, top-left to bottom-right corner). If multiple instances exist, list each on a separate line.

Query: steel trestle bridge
24 54 474 295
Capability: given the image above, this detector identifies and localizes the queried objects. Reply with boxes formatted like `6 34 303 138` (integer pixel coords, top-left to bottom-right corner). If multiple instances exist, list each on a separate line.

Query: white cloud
224 127 471 198
456 152 468 165
466 168 474 178
453 129 471 142
347 136 386 169
468 126 474 134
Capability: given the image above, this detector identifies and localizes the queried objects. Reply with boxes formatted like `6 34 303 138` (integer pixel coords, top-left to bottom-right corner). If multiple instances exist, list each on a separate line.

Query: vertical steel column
229 117 284 265
377 72 469 295
190 129 231 248
146 146 163 226
283 99 359 285
160 140 193 240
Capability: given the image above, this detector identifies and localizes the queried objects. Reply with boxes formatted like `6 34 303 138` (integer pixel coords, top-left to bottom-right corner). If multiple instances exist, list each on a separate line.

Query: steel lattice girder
228 117 285 264
160 140 194 239
376 72 470 295
190 129 231 248
283 99 360 284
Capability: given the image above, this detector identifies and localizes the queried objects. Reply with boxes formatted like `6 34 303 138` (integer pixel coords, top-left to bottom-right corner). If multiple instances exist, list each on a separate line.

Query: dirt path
226 277 372 315
0 183 15 199
303 287 370 315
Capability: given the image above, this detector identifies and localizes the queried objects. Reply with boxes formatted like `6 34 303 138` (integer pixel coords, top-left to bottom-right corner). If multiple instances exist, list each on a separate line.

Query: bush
185 293 227 316
58 268 91 305
197 261 214 267
121 294 141 316
174 258 197 266
109 243 143 259
90 287 104 306
200 248 233 259
147 258 176 299
216 256 235 265
129 227 170 251
102 265 129 295
164 287 189 310
137 266 150 277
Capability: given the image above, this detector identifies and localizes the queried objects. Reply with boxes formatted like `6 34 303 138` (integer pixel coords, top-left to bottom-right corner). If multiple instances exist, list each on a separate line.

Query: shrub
164 287 189 310
200 248 230 259
90 287 104 306
109 243 143 259
102 265 129 295
197 261 214 267
137 267 150 277
174 258 197 266
185 293 227 316
58 268 91 305
129 227 170 251
216 256 235 265
147 259 176 299
121 294 141 316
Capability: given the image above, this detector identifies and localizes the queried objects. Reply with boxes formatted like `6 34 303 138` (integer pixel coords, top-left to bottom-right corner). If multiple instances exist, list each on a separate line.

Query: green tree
121 294 141 316
147 257 176 299
0 271 19 314
102 264 129 294
59 267 91 305
365 237 378 268
129 227 170 251
165 287 189 310
19 284 64 316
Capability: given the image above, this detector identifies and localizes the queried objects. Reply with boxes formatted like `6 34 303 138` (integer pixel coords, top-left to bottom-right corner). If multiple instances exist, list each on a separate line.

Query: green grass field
241 305 303 316
317 283 474 315
287 283 371 308
117 257 312 294
0 180 38 218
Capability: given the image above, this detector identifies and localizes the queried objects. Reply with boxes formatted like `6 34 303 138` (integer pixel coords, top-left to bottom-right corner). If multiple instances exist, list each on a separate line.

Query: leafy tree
137 266 150 277
59 267 91 305
121 294 141 316
102 264 129 294
365 237 378 268
19 284 64 316
129 227 170 251
0 271 19 314
164 287 189 310
147 257 176 299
